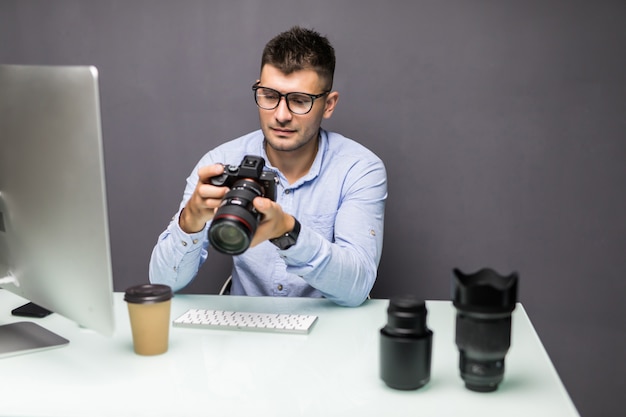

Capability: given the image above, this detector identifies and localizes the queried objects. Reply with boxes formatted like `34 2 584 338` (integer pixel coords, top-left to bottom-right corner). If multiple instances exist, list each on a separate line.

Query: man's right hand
179 163 228 233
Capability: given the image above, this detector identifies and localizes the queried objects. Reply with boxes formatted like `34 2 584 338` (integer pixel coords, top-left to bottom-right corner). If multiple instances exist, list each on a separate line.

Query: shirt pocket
300 211 337 242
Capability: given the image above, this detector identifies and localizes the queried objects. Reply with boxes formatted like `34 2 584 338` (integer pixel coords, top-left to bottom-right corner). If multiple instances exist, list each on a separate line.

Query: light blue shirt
149 129 387 307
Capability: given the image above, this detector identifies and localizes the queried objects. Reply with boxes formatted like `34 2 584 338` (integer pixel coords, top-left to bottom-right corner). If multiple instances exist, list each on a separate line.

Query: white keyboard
173 308 318 334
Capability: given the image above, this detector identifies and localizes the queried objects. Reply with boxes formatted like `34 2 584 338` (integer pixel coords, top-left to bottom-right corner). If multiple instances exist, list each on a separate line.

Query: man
149 26 387 307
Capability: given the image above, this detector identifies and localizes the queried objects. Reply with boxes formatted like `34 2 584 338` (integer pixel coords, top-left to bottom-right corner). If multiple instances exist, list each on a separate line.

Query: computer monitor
0 64 115 356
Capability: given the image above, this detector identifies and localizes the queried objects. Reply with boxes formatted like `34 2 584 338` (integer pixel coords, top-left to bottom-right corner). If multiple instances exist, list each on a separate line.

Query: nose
273 96 293 123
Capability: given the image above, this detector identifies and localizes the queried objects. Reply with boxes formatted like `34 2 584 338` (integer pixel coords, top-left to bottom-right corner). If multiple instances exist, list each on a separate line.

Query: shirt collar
261 129 328 188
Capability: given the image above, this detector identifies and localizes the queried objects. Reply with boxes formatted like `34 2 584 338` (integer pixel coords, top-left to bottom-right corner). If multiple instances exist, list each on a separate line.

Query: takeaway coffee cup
124 284 173 355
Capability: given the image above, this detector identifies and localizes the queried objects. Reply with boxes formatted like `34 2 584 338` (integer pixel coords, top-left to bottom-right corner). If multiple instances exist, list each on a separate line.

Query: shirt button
181 241 188 247
192 239 199 244
277 284 283 291
284 189 291 195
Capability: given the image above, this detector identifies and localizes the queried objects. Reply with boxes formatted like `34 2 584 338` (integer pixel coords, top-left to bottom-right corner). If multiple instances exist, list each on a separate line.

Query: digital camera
208 155 278 255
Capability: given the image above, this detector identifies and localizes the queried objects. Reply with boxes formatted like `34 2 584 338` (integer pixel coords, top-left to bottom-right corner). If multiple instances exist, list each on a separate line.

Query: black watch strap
270 218 301 250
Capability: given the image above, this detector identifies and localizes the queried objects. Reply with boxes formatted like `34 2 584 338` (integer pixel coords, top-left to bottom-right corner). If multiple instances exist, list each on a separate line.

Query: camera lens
452 268 518 392
380 296 433 390
208 179 263 255
209 220 250 254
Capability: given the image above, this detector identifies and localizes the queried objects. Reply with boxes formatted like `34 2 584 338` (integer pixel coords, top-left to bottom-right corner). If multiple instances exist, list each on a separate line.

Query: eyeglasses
252 82 329 115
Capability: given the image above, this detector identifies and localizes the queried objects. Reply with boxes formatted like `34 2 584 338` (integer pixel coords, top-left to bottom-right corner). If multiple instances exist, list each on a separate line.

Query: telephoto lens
452 268 518 392
379 296 433 390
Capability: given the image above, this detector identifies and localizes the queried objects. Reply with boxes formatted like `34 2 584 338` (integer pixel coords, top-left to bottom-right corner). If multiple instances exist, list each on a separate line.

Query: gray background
2 1 625 415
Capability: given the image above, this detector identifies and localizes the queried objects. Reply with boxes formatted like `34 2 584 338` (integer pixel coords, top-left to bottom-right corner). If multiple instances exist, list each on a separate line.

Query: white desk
0 290 579 417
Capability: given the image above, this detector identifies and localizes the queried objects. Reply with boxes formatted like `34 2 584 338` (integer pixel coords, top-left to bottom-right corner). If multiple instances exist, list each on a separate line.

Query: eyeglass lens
255 88 315 114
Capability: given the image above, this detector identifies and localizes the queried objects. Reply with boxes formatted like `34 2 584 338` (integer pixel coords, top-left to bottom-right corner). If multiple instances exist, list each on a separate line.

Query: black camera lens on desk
379 296 433 390
452 267 518 392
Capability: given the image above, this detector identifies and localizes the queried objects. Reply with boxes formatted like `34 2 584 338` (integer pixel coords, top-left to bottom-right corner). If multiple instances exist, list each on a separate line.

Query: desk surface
0 290 578 417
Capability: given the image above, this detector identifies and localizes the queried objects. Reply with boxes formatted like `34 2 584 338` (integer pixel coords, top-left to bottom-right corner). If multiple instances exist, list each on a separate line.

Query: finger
196 182 228 200
198 163 225 184
248 198 274 248
253 196 271 215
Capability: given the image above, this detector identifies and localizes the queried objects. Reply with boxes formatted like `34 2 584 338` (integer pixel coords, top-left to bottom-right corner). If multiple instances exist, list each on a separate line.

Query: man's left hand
249 197 295 248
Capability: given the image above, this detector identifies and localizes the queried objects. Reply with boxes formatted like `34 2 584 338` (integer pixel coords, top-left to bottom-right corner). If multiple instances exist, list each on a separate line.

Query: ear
322 91 339 119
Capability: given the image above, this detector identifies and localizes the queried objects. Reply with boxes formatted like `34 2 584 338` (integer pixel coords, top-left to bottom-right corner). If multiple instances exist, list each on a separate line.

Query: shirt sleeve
148 157 211 292
147 132 264 293
148 209 209 292
278 158 387 307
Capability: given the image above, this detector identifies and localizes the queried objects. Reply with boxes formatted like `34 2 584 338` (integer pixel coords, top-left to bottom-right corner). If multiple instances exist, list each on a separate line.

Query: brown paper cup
124 284 173 356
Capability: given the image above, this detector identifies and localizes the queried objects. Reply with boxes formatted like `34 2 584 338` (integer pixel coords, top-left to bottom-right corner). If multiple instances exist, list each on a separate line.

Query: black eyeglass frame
252 82 330 115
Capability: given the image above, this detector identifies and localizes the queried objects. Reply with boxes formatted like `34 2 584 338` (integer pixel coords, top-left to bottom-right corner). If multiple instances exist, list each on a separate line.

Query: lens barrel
380 296 433 390
452 268 518 392
208 180 263 255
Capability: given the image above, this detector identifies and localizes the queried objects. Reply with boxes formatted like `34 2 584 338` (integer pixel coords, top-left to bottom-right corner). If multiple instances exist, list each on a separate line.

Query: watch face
271 234 295 250
277 238 291 250
271 219 300 250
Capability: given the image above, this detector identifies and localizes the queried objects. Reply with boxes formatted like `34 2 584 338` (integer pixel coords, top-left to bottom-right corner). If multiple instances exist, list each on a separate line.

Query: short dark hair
261 26 336 89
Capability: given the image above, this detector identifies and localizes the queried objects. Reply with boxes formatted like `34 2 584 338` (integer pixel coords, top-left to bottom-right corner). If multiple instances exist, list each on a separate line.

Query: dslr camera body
208 155 278 255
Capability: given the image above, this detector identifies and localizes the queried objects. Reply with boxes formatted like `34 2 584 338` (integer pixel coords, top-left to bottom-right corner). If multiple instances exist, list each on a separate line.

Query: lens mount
459 351 505 392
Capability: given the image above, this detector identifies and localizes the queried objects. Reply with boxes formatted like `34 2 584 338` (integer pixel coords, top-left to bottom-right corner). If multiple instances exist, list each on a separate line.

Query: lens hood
452 268 518 314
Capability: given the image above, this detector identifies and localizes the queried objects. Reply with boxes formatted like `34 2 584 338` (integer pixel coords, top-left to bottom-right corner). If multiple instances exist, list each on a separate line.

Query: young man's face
256 64 338 154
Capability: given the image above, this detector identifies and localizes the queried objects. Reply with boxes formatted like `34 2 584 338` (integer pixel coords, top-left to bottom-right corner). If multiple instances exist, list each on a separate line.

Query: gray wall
2 1 625 415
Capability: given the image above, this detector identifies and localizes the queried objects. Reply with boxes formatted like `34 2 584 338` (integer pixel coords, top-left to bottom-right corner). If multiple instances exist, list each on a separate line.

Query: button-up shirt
149 129 387 307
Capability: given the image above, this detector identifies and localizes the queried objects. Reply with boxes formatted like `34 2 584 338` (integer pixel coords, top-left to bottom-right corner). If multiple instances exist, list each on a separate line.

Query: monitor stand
0 322 69 358
12 301 53 318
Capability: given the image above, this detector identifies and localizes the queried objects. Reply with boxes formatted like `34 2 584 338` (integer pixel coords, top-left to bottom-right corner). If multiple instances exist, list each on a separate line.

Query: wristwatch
270 217 301 250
